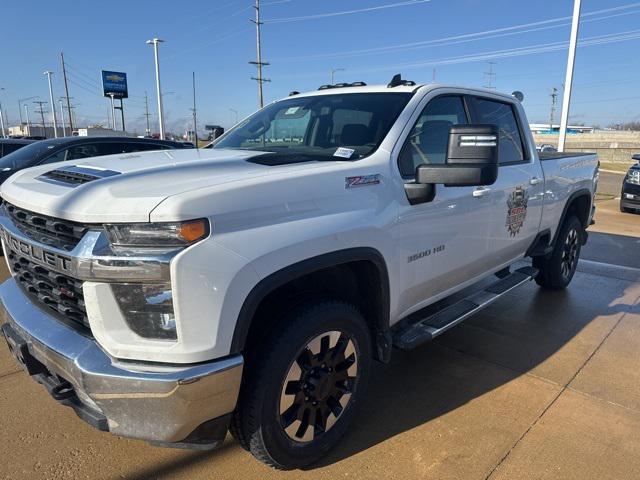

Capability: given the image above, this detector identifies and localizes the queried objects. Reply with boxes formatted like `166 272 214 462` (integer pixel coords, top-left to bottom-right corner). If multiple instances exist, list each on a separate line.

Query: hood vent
40 165 121 186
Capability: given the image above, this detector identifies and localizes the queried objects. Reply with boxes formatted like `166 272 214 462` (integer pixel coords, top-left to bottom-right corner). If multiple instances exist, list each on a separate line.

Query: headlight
104 219 209 250
628 171 640 185
111 283 177 340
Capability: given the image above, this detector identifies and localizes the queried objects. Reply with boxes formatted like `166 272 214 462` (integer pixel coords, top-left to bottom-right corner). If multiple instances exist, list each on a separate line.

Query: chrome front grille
6 248 89 330
5 202 89 251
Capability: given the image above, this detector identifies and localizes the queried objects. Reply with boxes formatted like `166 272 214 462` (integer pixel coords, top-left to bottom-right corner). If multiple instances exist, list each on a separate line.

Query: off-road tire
230 300 371 470
533 215 583 289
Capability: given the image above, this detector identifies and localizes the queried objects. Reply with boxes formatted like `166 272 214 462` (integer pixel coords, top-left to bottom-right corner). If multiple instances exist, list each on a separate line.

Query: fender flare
229 247 390 355
553 188 593 245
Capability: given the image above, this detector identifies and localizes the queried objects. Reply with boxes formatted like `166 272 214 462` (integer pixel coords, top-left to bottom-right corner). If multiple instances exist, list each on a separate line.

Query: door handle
472 187 492 198
530 177 543 186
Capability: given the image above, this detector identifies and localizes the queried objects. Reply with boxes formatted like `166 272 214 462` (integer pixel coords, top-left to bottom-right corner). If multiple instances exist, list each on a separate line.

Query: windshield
0 141 57 170
213 92 413 160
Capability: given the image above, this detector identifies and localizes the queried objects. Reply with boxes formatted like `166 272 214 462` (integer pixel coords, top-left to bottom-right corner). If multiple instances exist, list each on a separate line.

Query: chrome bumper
0 279 243 444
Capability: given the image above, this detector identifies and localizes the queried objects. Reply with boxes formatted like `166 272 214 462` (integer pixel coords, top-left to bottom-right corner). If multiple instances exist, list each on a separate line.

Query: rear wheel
534 215 583 289
231 300 371 469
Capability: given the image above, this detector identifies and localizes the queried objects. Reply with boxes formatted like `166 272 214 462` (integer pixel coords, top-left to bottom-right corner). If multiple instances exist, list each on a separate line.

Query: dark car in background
620 154 640 214
0 136 193 185
0 139 36 158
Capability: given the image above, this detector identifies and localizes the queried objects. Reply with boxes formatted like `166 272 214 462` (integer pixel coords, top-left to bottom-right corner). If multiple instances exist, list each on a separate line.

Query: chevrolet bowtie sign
101 70 128 99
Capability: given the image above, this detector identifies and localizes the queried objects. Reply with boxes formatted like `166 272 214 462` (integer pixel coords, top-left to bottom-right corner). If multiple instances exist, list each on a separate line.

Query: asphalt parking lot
0 197 639 480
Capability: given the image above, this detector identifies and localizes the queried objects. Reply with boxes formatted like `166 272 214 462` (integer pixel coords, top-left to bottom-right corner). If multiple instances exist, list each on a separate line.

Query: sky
1 0 639 135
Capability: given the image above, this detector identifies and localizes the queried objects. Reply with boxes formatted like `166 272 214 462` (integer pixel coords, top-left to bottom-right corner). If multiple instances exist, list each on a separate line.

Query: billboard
101 70 128 99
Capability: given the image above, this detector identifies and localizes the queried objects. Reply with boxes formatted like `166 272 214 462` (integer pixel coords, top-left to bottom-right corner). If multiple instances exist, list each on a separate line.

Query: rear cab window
470 97 527 165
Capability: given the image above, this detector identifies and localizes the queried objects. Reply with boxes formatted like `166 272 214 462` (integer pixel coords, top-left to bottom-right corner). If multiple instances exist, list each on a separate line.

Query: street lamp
18 96 38 126
330 67 345 84
58 99 66 137
0 88 6 138
146 38 165 140
229 108 238 125
44 71 59 138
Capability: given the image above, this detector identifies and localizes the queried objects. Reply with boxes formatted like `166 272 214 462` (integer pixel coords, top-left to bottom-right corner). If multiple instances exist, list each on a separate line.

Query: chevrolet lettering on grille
1 227 73 274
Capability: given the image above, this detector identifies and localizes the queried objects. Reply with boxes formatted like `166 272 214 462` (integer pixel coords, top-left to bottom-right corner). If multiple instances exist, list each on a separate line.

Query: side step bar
393 266 538 351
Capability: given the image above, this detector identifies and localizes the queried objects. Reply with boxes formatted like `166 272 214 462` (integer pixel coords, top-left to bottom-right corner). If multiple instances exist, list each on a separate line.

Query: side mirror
416 124 499 187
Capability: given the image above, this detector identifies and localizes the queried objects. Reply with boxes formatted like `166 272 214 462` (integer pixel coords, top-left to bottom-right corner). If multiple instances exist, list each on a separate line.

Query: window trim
397 94 471 179
467 95 530 166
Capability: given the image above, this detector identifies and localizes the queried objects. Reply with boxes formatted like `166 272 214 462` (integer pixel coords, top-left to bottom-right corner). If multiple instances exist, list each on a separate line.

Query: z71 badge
505 186 528 236
345 174 381 189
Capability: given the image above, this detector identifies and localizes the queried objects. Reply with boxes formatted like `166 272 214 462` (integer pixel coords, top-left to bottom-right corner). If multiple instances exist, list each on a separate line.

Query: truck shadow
308 266 639 469
133 262 638 477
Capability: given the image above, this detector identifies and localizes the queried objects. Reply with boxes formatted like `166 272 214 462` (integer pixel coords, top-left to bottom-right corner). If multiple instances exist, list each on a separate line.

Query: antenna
483 61 497 89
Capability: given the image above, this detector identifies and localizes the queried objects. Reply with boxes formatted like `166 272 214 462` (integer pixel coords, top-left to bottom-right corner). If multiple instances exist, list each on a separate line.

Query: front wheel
231 300 371 469
534 215 583 289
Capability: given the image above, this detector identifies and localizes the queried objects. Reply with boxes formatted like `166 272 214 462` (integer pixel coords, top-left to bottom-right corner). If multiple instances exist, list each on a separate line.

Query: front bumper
621 183 640 211
0 279 243 445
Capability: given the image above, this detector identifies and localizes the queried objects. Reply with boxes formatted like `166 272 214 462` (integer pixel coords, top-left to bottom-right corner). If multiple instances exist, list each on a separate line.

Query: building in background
529 123 595 134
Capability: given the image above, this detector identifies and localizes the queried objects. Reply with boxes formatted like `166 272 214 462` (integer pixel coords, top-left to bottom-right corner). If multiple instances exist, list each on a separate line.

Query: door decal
505 186 528 236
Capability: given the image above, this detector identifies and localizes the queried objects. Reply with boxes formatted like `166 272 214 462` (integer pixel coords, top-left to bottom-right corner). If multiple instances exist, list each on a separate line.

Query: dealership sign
101 71 128 99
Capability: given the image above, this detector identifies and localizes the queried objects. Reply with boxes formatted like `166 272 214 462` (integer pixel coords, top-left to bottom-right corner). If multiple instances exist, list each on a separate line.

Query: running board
393 266 538 351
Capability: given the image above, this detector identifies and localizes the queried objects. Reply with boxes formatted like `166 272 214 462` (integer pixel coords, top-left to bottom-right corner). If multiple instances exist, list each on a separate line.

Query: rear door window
471 98 525 164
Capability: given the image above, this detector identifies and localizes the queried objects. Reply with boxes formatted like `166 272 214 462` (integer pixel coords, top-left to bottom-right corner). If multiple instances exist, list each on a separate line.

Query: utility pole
250 0 270 108
558 0 581 152
229 108 238 125
44 71 58 138
33 100 48 138
60 52 74 133
483 61 497 89
59 99 66 136
432 68 436 82
191 71 198 146
330 67 345 84
146 38 166 139
549 87 558 132
144 91 151 136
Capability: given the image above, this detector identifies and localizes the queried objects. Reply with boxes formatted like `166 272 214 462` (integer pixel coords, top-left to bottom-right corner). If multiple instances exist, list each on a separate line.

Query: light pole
330 67 345 84
0 88 6 138
229 108 238 125
18 96 38 126
59 99 66 136
558 0 581 152
24 105 31 136
108 93 117 131
146 38 165 139
44 71 59 138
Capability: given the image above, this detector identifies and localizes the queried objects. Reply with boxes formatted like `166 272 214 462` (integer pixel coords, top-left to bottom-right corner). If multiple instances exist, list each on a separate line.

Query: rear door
394 94 494 315
468 96 544 266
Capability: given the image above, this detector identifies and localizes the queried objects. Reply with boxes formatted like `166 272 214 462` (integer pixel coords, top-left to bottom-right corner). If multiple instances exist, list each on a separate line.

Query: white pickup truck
0 76 598 469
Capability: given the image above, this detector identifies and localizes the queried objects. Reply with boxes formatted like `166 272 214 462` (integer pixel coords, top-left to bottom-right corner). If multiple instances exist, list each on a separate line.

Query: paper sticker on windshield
285 107 300 115
334 147 355 159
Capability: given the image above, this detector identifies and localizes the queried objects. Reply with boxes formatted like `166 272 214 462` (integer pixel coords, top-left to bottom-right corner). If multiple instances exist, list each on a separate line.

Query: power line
275 28 640 80
263 0 431 24
272 2 640 62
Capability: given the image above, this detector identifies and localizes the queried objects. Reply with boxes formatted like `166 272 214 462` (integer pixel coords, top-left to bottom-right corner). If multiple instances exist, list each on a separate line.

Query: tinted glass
40 143 123 165
0 141 57 169
1 143 28 157
213 93 412 161
399 96 468 176
472 98 524 164
121 142 170 152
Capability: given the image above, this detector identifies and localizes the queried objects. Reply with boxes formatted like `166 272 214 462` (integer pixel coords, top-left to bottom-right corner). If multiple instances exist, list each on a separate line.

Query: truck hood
0 148 325 223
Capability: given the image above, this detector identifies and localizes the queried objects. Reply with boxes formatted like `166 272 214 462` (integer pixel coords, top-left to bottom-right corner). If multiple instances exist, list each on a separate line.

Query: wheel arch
553 188 593 245
230 248 391 362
